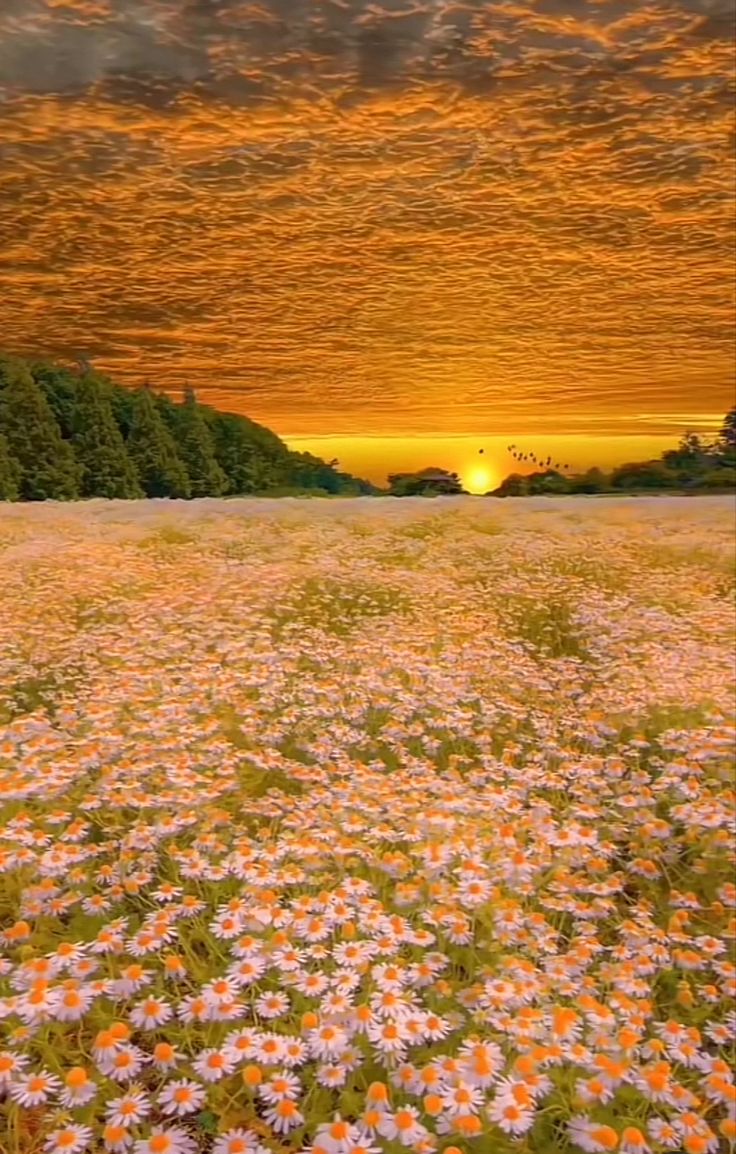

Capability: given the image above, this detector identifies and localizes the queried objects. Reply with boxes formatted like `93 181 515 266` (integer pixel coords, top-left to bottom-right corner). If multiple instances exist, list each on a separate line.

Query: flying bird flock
506 445 569 471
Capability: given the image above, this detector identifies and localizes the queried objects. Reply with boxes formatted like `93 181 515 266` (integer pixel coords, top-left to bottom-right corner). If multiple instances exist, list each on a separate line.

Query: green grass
502 597 593 661
270 577 413 639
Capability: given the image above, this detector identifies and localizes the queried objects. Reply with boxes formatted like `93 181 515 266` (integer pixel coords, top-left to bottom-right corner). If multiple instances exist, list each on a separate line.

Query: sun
464 465 495 494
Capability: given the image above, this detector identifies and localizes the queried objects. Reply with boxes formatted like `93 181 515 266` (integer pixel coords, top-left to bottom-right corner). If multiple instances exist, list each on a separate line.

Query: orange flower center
149 1138 172 1154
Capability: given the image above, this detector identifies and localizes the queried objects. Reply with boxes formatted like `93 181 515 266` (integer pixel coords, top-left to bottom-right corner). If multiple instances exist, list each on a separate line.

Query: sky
0 0 734 487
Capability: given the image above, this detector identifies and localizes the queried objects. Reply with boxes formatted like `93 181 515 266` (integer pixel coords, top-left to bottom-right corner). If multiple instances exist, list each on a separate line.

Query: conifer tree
30 362 80 439
72 375 143 498
0 359 80 500
208 411 258 494
718 408 736 465
0 432 21 501
125 386 191 498
0 353 382 500
176 387 226 497
109 383 138 440
154 389 183 437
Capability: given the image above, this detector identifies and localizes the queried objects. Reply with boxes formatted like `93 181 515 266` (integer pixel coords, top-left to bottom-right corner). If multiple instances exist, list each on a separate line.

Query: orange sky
284 432 723 490
0 0 733 470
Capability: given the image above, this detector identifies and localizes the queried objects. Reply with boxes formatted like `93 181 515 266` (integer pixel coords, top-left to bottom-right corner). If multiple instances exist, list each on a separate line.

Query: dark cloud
1 0 728 105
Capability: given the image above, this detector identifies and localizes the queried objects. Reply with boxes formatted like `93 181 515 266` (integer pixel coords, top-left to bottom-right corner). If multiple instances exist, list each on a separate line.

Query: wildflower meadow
1 495 734 1154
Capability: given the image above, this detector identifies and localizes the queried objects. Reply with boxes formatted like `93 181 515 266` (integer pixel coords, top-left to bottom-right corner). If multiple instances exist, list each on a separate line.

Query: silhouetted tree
610 461 679 490
695 467 736 489
490 473 528 497
388 468 465 496
525 469 571 495
662 432 716 484
719 407 736 449
569 467 607 494
714 408 736 470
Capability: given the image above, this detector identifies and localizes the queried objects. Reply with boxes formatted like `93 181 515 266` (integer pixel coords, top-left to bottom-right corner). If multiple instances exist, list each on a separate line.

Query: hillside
0 356 380 501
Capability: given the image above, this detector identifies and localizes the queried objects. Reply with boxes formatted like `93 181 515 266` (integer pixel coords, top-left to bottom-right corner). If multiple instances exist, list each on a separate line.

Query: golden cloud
0 0 733 435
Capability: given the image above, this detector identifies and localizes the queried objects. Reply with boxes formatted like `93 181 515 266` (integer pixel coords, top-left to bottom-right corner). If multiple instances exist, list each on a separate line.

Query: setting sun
464 465 495 495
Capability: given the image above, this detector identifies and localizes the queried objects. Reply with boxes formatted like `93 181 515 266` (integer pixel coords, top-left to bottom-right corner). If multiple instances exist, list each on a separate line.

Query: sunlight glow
464 465 495 494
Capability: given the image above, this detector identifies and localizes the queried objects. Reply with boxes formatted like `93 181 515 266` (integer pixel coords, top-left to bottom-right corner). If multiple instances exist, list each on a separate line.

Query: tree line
383 413 736 498
0 356 379 501
490 412 736 497
2 353 732 502
387 467 465 496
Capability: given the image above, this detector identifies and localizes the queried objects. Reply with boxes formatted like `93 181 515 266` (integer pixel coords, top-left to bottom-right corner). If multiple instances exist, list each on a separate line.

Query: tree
569 467 608 494
30 362 80 439
155 389 184 437
694 467 736 489
207 412 258 494
525 469 571 495
388 472 420 496
715 408 736 468
490 473 528 497
72 375 143 498
0 358 80 500
289 451 344 493
125 387 191 498
248 449 288 493
0 432 21 500
203 406 290 492
109 383 138 440
661 432 716 483
719 408 736 449
0 353 380 501
175 388 226 497
610 460 679 490
388 467 465 496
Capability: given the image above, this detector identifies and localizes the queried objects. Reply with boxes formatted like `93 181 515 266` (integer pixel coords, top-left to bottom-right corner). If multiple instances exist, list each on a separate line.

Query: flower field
1 495 734 1154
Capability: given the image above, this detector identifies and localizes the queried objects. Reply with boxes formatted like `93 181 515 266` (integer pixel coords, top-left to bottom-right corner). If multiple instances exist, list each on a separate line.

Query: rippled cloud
0 0 733 435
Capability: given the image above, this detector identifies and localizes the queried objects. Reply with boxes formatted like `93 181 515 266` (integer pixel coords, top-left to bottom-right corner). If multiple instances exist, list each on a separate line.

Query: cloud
0 0 733 434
